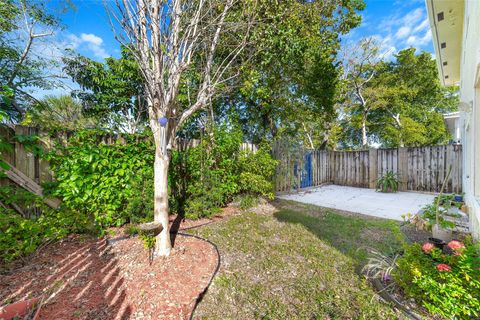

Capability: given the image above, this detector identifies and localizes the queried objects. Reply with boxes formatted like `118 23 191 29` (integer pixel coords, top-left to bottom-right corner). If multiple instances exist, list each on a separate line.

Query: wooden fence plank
273 145 463 193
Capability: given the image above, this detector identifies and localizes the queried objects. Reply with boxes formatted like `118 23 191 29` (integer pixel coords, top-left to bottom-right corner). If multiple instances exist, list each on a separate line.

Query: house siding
459 0 480 239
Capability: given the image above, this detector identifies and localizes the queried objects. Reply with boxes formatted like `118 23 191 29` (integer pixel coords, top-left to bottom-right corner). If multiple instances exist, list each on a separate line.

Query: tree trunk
392 113 404 148
153 147 172 256
302 122 315 149
361 115 368 148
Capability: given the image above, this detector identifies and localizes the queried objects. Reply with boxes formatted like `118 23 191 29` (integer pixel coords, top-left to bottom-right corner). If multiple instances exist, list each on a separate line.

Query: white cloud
80 33 103 46
412 19 430 33
370 34 397 60
406 29 432 46
395 26 411 39
403 8 423 25
66 33 110 59
375 6 433 52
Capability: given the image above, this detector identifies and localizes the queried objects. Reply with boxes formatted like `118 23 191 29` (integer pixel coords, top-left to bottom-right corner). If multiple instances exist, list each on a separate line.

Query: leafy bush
170 125 277 219
237 144 277 200
435 193 464 209
47 130 155 228
48 126 276 224
1 125 277 263
394 239 480 319
376 171 399 193
413 193 463 231
0 186 93 263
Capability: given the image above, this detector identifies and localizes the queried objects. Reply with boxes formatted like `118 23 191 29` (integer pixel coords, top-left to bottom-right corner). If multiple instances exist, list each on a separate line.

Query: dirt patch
0 233 218 320
401 224 432 244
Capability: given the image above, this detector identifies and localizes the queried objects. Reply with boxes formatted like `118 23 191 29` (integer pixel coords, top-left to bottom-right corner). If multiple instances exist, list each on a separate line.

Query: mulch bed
0 230 219 319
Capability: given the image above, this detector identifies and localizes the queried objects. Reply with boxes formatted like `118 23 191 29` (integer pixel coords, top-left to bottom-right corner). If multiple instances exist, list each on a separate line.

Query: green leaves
48 130 155 228
0 185 94 263
342 46 458 148
375 171 399 193
394 240 480 319
0 0 63 122
62 47 146 132
171 125 277 219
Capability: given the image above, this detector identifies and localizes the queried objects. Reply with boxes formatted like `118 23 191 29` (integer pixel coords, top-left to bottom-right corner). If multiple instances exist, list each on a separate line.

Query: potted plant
376 171 400 193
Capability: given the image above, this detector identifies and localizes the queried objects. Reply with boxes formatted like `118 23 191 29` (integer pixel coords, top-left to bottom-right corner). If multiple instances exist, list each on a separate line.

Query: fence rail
273 144 463 194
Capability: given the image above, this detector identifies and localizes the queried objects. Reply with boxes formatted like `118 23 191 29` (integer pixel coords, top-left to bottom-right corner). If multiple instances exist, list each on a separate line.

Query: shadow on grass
272 200 405 267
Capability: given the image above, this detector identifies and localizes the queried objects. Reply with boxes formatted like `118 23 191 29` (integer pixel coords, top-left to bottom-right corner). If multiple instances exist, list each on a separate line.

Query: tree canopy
0 0 66 122
339 44 458 149
63 48 147 133
215 0 365 147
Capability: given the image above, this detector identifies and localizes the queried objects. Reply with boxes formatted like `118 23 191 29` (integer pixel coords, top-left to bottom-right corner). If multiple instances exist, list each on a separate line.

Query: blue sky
50 0 434 62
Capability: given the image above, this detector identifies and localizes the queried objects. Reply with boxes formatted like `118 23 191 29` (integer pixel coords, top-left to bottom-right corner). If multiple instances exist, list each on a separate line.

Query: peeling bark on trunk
153 148 171 256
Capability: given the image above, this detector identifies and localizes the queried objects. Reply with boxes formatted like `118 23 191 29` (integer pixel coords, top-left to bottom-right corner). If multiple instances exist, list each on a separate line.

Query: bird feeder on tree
158 117 168 155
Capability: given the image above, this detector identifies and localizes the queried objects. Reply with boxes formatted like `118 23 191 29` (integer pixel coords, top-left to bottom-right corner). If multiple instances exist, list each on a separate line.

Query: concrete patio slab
278 185 436 221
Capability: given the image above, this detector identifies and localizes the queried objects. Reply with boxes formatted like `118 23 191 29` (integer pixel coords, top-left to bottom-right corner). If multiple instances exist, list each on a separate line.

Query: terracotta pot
0 297 40 320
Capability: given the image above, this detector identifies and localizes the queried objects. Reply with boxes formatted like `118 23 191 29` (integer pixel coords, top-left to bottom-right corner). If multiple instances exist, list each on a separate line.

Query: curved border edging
370 278 423 320
173 232 221 320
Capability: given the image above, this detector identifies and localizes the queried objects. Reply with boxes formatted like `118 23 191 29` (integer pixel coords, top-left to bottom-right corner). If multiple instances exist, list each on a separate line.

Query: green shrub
47 130 154 228
47 126 277 223
238 144 277 200
125 224 139 236
170 125 277 219
375 171 399 193
418 203 456 230
394 239 480 319
0 186 94 263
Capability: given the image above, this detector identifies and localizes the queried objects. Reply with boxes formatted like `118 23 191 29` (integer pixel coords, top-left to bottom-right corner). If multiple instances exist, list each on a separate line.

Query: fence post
398 147 408 191
368 148 378 189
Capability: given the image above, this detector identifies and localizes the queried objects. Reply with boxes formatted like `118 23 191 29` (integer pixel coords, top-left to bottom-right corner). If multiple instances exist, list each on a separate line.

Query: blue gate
293 152 313 189
301 152 313 188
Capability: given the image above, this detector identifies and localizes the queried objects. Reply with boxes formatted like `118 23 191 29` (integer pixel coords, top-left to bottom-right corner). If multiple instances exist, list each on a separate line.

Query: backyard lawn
190 200 406 319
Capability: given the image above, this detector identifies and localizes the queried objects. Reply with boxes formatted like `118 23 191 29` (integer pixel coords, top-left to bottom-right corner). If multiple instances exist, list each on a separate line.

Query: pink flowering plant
394 237 480 319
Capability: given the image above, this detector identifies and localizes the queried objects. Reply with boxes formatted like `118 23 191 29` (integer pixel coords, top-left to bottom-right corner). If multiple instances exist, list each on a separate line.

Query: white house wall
459 0 480 239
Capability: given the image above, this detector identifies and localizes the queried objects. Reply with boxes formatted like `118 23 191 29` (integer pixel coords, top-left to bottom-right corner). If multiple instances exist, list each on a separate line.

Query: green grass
274 200 405 266
190 199 406 319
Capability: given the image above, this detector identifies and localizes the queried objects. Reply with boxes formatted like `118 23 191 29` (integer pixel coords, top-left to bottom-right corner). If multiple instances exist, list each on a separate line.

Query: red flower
422 242 434 254
436 264 452 272
448 240 465 255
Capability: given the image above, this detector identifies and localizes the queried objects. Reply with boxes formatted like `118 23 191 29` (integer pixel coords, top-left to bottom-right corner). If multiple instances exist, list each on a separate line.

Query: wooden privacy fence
0 125 257 188
274 144 463 194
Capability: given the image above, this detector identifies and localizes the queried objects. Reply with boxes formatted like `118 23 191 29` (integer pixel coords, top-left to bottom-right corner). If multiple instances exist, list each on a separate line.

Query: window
441 42 447 49
437 12 444 21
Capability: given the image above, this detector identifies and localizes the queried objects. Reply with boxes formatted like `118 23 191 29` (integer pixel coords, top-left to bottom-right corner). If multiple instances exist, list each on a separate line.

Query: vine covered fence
0 125 258 187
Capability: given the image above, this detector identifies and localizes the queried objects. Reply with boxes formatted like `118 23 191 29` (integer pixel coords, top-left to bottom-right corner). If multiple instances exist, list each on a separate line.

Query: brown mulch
0 231 218 319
